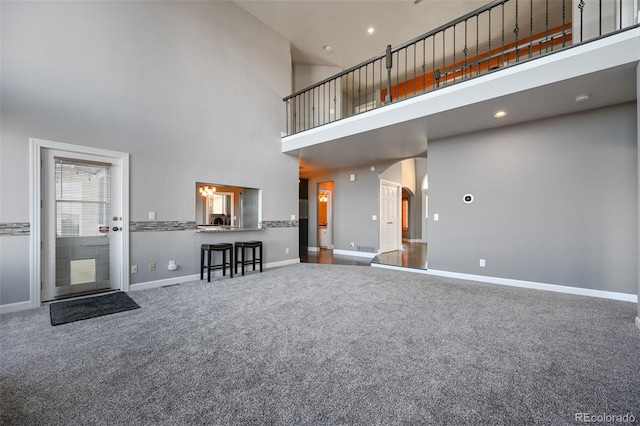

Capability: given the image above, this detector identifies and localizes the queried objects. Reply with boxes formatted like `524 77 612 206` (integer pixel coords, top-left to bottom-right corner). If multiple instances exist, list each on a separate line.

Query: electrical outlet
149 262 156 271
350 242 355 247
479 259 486 267
131 265 138 274
149 211 156 220
285 248 289 254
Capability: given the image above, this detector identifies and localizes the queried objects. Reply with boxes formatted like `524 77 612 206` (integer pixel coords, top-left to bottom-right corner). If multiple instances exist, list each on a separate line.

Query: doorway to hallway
318 181 334 249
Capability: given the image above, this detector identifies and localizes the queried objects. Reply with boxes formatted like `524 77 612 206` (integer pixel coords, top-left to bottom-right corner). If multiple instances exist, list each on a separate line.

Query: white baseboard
333 249 377 259
372 263 429 272
265 258 300 269
372 264 638 303
129 259 300 292
307 246 375 258
0 300 33 314
130 274 201 291
425 269 638 303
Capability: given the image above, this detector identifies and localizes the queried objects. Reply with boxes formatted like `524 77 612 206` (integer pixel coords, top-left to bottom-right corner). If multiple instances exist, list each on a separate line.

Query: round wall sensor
463 194 474 204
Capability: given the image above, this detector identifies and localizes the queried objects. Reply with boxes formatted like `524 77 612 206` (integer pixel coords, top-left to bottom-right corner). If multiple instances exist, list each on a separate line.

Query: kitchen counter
196 226 265 233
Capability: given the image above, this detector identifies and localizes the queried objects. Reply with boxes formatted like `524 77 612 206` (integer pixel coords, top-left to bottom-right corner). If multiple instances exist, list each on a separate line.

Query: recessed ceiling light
323 45 332 53
575 94 590 102
367 27 375 35
494 110 508 118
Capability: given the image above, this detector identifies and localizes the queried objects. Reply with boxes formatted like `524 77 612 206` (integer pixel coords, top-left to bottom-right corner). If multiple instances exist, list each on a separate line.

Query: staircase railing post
385 44 393 103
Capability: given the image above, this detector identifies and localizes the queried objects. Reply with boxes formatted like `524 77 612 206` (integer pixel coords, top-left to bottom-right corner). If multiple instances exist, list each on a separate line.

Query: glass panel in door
55 157 111 292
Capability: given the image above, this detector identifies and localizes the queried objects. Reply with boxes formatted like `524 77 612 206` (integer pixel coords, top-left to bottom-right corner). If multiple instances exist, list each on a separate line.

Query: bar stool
200 243 234 282
234 241 263 275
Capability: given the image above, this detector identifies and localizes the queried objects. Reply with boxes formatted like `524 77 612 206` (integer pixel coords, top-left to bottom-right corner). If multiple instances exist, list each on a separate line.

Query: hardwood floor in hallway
299 249 371 266
372 242 428 270
300 243 428 270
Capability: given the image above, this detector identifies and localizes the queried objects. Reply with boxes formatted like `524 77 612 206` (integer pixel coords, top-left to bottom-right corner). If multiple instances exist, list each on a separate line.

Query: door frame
317 188 333 249
379 179 401 253
30 138 130 308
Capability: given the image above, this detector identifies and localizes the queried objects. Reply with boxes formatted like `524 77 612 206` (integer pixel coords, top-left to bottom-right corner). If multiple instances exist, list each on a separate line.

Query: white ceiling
234 0 488 68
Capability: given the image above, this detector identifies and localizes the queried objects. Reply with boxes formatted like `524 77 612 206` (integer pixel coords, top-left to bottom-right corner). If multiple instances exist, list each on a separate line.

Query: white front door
380 181 400 253
40 148 125 302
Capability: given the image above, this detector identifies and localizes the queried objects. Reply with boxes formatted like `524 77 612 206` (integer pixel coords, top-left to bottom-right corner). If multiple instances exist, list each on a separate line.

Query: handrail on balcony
283 0 638 136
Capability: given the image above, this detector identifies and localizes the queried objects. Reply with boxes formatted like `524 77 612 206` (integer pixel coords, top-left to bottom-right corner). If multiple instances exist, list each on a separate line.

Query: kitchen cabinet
319 226 329 248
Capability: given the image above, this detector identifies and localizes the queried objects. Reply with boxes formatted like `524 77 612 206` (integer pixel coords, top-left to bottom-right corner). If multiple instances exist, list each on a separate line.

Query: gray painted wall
428 102 638 294
293 65 342 92
401 158 427 242
381 162 403 185
415 158 428 242
0 1 297 305
307 163 394 252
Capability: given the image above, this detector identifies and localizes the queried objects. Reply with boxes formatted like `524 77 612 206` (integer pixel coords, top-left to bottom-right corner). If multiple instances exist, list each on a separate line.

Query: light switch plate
434 213 439 221
372 215 377 221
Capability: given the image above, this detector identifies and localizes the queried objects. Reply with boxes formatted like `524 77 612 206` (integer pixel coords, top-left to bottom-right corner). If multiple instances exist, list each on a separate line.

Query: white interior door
41 149 124 301
380 181 400 253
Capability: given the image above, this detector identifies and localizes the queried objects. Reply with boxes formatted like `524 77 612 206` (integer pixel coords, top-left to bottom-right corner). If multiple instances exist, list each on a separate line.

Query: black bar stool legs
234 241 263 275
200 241 262 281
200 243 234 282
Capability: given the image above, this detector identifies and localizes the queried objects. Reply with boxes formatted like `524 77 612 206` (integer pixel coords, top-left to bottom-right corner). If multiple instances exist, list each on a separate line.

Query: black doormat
50 291 140 326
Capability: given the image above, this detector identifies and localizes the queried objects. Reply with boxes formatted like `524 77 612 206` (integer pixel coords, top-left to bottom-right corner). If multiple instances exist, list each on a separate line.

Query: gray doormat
50 291 140 326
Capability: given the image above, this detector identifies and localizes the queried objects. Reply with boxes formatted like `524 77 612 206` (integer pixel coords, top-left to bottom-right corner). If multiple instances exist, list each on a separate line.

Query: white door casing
30 138 130 307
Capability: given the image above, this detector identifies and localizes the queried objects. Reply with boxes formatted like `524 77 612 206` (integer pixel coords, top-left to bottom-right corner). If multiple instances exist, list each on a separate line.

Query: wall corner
637 62 640 320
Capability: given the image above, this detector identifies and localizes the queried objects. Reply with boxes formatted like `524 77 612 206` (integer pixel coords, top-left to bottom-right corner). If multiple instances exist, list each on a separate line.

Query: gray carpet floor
1 263 639 425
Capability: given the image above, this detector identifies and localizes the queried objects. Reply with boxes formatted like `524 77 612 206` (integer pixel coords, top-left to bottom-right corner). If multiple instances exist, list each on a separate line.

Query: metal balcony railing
283 0 638 136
